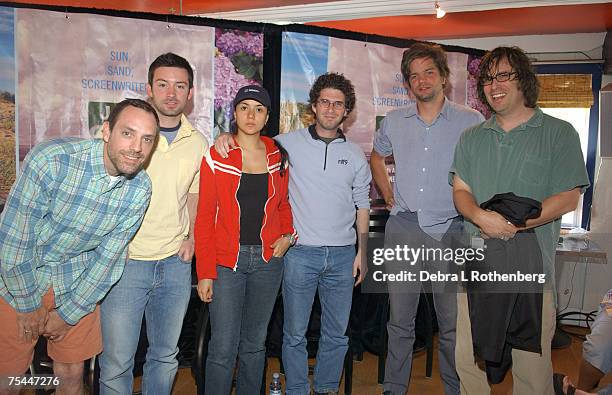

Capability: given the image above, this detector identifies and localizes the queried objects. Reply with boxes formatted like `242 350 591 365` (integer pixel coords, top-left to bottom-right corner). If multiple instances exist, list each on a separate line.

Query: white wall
434 32 606 63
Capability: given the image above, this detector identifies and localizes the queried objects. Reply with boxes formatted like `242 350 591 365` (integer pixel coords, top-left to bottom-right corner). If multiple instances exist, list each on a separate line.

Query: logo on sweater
338 159 348 165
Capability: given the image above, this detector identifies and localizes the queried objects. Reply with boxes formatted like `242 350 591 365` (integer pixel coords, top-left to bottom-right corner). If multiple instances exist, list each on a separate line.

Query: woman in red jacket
194 85 296 395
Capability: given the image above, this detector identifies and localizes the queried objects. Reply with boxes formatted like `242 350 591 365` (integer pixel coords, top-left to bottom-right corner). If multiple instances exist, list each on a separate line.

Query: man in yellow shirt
99 53 208 395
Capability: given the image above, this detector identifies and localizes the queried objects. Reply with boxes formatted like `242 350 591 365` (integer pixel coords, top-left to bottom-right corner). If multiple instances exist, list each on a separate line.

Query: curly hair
477 46 540 111
308 72 356 116
401 43 450 88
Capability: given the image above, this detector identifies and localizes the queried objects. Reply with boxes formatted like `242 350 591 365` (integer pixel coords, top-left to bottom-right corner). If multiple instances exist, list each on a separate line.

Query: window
540 107 589 227
535 64 601 230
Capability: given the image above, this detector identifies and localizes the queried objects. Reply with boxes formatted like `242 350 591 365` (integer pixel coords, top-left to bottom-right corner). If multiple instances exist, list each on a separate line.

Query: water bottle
269 372 282 395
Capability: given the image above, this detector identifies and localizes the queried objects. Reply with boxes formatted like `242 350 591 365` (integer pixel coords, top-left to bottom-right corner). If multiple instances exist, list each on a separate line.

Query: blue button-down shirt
0 138 151 324
373 99 484 238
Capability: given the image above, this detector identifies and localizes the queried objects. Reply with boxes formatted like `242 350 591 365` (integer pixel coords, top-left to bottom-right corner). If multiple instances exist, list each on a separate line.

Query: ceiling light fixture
435 1 446 18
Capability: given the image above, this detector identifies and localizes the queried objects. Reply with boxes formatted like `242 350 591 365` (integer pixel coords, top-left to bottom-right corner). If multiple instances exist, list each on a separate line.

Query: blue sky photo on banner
0 6 14 208
280 31 489 155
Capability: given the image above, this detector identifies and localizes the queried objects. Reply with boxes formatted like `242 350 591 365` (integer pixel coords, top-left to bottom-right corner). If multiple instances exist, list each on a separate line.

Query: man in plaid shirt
0 98 159 395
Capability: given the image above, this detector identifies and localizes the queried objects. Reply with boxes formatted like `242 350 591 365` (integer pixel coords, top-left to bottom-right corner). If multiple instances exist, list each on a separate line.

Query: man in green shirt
450 46 589 394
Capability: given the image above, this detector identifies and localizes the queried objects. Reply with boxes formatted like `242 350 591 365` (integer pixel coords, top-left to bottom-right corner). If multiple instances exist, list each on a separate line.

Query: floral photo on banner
214 28 264 136
467 55 491 119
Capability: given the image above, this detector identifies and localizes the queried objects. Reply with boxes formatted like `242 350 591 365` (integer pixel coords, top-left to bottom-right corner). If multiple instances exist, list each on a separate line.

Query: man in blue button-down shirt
0 99 158 395
371 43 484 395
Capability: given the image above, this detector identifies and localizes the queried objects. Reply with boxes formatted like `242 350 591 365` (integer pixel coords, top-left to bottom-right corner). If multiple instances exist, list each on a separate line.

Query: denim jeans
205 245 283 395
282 244 356 395
99 255 192 395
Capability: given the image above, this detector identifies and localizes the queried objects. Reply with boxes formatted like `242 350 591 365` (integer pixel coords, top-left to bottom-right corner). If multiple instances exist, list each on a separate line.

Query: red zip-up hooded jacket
194 136 297 280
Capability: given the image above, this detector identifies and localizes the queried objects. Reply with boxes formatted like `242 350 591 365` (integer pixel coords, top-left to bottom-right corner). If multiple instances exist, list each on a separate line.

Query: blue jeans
282 245 356 395
205 245 283 395
99 255 192 395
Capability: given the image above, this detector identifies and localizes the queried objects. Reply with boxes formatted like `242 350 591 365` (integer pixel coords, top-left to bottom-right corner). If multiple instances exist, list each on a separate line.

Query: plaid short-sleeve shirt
0 138 151 324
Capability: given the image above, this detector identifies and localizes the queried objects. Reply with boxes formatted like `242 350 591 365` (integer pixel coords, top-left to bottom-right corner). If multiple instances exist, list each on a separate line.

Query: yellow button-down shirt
129 115 208 260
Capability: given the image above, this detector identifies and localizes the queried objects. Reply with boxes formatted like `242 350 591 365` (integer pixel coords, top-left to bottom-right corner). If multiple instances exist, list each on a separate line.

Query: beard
411 83 444 103
152 98 186 118
414 91 436 102
316 115 344 132
107 148 146 178
157 106 183 118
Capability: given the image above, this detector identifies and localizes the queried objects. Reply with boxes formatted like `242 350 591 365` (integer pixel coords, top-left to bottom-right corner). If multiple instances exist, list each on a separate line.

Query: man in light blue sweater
215 73 371 395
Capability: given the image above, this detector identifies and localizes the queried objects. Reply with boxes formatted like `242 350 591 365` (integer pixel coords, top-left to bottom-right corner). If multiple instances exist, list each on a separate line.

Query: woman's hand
271 236 291 257
197 279 214 303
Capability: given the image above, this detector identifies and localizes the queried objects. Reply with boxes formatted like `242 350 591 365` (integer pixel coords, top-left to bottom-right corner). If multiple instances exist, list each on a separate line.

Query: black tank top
237 173 268 245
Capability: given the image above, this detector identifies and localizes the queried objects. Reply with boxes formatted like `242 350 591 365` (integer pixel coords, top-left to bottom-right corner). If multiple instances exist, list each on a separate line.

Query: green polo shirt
450 107 590 282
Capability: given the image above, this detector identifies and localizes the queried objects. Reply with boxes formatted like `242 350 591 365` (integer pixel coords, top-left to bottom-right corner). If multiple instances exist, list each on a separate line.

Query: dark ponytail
273 140 289 177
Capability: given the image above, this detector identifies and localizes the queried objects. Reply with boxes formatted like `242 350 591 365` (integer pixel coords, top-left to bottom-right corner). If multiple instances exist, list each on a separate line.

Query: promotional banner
16 8 215 159
0 6 14 208
280 32 487 154
0 6 267 213
214 28 264 135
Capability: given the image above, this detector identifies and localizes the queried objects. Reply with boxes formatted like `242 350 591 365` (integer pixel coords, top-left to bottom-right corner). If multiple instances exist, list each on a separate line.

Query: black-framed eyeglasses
481 71 518 85
317 98 346 110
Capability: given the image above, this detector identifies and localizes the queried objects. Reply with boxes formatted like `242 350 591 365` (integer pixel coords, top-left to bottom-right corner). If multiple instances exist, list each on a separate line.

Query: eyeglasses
481 71 518 85
317 99 345 110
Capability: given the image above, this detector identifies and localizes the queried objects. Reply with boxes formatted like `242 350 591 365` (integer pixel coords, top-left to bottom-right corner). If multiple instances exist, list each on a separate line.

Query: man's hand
271 236 291 257
370 150 394 211
213 132 236 158
178 238 195 263
353 251 367 286
453 176 518 241
16 306 48 343
197 279 213 303
43 310 72 343
475 210 518 240
383 193 395 211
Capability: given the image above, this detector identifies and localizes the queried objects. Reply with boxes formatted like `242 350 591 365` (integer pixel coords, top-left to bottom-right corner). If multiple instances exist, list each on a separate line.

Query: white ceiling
198 0 612 24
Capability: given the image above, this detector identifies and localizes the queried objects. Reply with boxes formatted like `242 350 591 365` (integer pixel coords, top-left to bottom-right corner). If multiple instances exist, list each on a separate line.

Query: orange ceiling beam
181 0 337 14
6 0 177 14
6 0 338 15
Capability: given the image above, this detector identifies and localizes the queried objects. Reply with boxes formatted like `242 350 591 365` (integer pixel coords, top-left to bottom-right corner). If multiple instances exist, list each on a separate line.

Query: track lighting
435 1 446 18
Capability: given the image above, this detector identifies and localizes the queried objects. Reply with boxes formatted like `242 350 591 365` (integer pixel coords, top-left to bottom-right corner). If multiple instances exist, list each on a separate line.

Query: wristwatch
283 233 296 246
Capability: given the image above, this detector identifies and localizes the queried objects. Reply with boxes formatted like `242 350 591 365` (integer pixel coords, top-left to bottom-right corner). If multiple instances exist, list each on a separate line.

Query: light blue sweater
275 126 371 246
